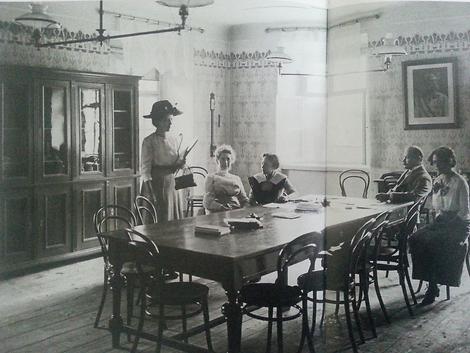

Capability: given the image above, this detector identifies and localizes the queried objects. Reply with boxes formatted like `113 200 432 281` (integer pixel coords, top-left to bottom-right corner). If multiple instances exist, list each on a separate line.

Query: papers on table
272 212 301 219
195 225 230 236
295 202 323 212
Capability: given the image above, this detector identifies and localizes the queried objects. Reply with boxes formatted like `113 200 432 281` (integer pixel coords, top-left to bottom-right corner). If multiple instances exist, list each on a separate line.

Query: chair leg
466 247 470 276
404 266 417 305
276 307 284 353
202 297 214 352
298 297 307 353
266 307 273 353
399 271 414 317
94 272 108 328
319 290 326 328
334 291 340 316
127 277 135 342
446 285 450 300
373 268 390 324
131 289 147 353
363 281 377 338
156 304 165 353
415 280 424 294
344 294 358 353
310 293 317 335
350 292 365 344
181 305 188 343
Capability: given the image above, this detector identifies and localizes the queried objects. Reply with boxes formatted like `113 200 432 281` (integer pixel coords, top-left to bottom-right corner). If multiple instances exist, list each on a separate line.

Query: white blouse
141 132 180 182
432 173 470 221
203 171 249 211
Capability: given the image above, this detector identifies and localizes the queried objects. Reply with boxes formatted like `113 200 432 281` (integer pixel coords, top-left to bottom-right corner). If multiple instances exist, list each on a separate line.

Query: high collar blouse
141 131 180 182
432 172 470 221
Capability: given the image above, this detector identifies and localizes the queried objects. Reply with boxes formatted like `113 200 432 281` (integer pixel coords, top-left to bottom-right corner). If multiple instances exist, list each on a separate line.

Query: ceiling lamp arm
33 0 189 48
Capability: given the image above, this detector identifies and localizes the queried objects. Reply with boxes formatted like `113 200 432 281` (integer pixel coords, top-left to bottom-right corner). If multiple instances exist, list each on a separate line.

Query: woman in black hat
141 100 185 222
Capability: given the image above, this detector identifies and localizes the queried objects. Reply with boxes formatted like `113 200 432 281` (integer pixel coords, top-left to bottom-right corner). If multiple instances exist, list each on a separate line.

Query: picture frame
403 57 458 130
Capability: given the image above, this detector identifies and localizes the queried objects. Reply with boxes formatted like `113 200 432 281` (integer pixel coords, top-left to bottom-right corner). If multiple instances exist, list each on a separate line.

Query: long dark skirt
409 216 470 287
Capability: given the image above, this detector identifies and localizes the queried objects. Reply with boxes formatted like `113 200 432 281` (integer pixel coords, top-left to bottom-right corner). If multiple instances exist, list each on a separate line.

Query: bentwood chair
185 166 208 217
297 217 388 353
134 195 157 225
339 169 370 198
239 233 320 353
93 205 138 329
375 198 426 317
125 228 214 353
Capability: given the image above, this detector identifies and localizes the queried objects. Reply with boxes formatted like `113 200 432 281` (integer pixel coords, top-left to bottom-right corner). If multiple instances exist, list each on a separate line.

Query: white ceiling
1 0 328 28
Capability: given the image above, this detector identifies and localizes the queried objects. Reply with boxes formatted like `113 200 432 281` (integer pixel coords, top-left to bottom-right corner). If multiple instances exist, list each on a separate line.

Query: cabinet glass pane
43 86 68 175
2 83 29 178
80 88 102 173
113 90 132 170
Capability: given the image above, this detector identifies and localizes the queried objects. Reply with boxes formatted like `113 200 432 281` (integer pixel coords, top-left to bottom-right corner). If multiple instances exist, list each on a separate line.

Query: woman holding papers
248 153 296 205
141 100 188 222
203 144 249 213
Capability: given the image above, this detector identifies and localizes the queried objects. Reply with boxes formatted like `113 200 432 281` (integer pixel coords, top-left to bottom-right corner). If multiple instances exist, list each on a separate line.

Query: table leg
109 264 124 348
221 289 242 353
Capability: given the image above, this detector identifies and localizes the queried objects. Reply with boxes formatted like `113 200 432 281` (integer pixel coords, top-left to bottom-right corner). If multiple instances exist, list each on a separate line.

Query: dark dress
248 171 295 205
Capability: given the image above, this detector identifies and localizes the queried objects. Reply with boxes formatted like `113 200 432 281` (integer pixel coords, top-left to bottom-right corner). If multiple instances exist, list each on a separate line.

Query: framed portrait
403 57 458 130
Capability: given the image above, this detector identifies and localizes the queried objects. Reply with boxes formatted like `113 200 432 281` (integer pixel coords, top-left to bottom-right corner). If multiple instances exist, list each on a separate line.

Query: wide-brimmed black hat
143 100 182 119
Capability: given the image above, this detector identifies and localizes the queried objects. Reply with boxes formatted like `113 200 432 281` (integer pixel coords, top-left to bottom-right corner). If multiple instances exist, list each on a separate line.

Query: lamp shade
156 0 214 8
15 3 61 29
266 46 294 65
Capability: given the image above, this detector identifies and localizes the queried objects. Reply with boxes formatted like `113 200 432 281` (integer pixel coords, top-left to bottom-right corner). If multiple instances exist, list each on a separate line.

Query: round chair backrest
339 169 371 198
134 195 157 225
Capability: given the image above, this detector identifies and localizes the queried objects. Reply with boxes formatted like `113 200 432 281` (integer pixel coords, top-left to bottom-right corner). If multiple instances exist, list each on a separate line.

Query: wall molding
193 49 276 69
369 30 470 55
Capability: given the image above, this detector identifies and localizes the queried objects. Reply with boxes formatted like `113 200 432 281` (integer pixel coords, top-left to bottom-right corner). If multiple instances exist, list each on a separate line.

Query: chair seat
297 270 347 292
378 246 398 257
240 283 302 307
150 282 209 305
121 262 155 275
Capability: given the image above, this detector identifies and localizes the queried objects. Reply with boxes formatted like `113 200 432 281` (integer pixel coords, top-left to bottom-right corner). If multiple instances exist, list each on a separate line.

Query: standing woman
141 100 185 222
410 146 470 305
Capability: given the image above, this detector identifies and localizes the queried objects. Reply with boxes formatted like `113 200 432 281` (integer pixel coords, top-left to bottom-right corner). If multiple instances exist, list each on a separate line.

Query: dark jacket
389 165 432 203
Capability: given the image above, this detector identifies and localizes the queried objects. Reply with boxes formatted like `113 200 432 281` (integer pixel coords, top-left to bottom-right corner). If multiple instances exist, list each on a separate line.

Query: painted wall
363 2 470 183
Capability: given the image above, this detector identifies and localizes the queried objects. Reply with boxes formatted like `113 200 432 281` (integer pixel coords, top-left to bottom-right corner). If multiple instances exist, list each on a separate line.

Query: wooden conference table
100 195 411 353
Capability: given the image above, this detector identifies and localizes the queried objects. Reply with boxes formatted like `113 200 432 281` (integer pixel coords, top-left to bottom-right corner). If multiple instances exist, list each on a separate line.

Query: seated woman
409 146 470 305
203 144 249 213
248 153 296 205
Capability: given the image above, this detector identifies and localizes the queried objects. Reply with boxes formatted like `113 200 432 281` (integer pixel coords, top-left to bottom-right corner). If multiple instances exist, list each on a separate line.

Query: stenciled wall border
369 31 470 55
193 49 276 69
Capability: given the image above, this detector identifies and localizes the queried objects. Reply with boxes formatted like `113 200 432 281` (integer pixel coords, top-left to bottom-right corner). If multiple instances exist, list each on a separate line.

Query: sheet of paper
272 212 301 219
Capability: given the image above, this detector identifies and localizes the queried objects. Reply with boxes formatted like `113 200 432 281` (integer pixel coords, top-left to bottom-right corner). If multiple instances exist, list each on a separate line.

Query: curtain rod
328 13 380 30
102 9 205 33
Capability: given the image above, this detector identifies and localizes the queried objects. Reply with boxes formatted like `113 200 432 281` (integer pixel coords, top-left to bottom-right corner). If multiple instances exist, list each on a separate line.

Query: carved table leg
222 289 242 353
109 262 124 348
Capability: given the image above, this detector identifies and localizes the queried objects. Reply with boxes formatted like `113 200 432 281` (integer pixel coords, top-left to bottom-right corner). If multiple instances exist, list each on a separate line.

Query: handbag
174 166 197 190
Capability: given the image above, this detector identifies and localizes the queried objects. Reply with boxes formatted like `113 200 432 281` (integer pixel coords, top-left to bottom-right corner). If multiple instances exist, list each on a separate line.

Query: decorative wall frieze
0 20 120 55
193 49 276 69
369 31 470 55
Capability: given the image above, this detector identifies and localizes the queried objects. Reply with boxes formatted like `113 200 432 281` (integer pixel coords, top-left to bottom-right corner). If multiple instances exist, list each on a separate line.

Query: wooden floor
1 257 470 353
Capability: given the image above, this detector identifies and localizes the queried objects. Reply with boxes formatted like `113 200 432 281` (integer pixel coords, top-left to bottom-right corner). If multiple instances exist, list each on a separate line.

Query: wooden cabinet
0 66 140 273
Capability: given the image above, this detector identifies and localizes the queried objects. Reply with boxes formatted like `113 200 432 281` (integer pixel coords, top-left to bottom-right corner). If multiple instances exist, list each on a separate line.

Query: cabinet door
0 78 33 187
107 178 136 217
74 181 106 250
0 189 33 264
36 185 72 257
35 80 72 182
74 82 106 179
107 85 136 176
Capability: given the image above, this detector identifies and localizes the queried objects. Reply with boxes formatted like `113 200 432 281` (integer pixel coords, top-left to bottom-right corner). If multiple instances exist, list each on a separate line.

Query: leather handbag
174 167 197 190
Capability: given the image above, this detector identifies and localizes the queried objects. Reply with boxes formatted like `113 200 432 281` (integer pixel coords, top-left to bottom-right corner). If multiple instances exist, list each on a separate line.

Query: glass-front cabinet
0 67 139 272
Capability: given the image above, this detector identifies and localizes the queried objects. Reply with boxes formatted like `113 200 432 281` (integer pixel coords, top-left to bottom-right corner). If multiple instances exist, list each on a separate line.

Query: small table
100 195 411 353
